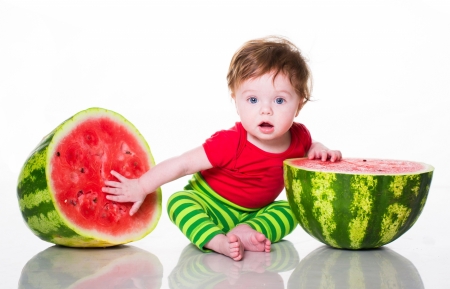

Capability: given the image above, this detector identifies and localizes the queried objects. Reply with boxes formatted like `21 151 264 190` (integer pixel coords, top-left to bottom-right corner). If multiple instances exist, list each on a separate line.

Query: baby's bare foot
205 234 244 261
229 224 271 253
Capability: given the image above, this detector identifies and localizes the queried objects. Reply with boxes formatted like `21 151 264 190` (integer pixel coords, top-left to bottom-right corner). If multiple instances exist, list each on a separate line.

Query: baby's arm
307 141 342 162
102 146 212 215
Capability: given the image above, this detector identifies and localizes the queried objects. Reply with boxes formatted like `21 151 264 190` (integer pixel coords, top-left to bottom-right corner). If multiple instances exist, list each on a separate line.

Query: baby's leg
228 224 271 253
233 201 298 251
205 234 244 261
168 191 225 250
168 189 249 261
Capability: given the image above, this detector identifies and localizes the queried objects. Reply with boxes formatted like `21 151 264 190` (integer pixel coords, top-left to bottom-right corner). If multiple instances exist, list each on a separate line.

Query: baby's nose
260 103 273 115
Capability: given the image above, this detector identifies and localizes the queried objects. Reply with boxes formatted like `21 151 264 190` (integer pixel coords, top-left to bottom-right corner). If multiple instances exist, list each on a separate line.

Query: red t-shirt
201 122 312 208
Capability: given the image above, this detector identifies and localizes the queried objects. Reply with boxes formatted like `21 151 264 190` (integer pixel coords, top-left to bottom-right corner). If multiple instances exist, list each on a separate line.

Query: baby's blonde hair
227 36 312 105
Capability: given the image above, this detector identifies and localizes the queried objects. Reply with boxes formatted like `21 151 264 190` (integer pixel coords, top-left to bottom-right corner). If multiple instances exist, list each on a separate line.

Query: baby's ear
233 98 240 115
295 101 304 117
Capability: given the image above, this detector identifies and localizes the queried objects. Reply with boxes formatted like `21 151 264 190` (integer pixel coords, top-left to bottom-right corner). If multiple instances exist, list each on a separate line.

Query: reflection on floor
18 239 424 289
19 245 163 289
168 240 298 289
287 246 424 289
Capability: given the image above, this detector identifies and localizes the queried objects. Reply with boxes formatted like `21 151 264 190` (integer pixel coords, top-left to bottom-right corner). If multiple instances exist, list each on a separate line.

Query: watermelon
287 246 423 288
283 158 433 249
19 245 163 288
17 108 162 247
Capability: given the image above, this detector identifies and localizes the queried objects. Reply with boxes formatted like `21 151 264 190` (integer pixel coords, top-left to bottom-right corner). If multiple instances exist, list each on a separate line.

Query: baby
103 36 342 261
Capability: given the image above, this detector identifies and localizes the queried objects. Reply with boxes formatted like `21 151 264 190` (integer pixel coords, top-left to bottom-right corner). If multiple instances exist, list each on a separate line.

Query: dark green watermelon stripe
17 148 56 212
26 209 79 240
377 172 431 246
377 174 423 246
32 131 54 156
17 171 48 197
409 173 432 225
17 148 48 191
18 185 52 209
20 196 56 219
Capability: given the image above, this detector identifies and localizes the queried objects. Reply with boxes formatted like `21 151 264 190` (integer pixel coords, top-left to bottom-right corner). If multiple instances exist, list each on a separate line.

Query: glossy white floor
3 182 450 288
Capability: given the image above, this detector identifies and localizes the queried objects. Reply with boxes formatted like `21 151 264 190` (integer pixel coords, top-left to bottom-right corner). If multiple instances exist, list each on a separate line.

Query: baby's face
233 72 302 149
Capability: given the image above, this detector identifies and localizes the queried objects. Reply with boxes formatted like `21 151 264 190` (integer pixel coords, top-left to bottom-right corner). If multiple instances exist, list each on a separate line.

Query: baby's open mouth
259 122 273 128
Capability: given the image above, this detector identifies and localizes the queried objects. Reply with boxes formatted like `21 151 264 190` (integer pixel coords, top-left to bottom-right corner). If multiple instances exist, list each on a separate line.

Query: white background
1 0 449 288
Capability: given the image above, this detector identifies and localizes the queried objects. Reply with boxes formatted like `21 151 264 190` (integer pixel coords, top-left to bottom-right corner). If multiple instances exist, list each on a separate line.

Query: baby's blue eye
275 98 285 104
248 97 258 104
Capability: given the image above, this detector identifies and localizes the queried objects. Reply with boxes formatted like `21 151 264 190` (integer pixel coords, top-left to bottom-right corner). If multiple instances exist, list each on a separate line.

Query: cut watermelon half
17 108 162 247
284 158 433 249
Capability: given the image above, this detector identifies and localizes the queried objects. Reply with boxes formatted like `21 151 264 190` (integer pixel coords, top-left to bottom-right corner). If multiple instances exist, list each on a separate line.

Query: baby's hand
307 142 342 162
102 170 147 216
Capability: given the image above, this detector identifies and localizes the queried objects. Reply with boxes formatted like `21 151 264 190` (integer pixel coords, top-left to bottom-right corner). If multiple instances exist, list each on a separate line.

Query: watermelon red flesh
289 158 427 174
51 117 150 233
17 108 161 247
284 158 433 249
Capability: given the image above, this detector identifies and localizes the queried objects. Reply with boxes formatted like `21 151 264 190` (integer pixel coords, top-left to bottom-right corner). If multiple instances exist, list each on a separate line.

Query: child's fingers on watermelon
320 150 328 161
308 149 327 161
103 182 145 203
103 175 146 201
110 170 127 181
329 150 342 162
104 193 125 202
102 186 119 195
103 180 122 189
130 201 144 216
308 148 341 162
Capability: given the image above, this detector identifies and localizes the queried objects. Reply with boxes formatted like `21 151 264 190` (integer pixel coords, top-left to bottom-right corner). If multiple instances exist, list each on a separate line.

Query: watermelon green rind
17 136 82 244
283 158 433 249
17 107 162 247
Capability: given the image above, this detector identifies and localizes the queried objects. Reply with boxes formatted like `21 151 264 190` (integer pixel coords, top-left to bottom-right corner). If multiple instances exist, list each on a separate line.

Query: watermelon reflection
169 240 298 289
288 246 424 289
19 245 163 289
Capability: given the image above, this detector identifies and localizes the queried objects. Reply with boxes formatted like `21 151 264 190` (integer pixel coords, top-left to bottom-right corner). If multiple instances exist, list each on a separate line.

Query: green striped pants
167 173 298 251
